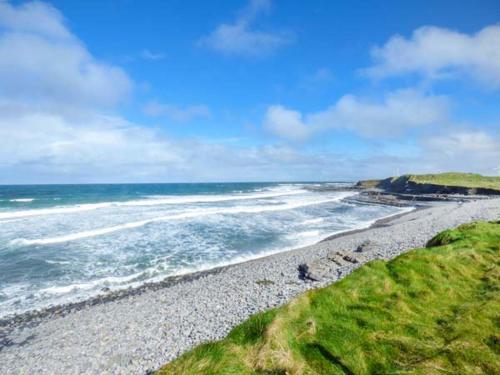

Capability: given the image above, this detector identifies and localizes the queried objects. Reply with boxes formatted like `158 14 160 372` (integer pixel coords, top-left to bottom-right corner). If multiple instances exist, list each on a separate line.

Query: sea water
0 182 407 317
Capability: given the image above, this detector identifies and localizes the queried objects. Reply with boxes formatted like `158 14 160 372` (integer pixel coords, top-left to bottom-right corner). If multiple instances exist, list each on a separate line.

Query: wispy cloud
365 25 500 88
140 49 166 61
198 0 293 57
143 101 211 122
299 68 334 91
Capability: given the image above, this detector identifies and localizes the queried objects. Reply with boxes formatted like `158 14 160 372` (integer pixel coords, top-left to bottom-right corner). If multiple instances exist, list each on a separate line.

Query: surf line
0 189 305 220
11 195 354 246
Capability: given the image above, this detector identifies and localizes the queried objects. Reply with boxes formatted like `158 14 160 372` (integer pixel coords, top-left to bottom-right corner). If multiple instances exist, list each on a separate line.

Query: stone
326 251 349 266
356 240 378 253
298 262 325 281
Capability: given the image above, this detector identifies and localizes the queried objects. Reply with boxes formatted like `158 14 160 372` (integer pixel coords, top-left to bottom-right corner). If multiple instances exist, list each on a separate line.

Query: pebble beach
1 197 499 375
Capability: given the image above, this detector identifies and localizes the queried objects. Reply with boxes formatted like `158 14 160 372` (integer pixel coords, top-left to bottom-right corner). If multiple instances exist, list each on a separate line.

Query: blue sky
0 0 499 183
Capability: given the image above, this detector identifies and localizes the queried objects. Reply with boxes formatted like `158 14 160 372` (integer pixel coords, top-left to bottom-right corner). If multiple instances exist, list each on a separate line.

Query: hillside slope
357 172 500 195
157 221 500 375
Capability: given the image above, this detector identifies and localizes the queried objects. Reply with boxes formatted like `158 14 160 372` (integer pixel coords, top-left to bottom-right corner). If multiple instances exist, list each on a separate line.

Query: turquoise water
0 182 405 317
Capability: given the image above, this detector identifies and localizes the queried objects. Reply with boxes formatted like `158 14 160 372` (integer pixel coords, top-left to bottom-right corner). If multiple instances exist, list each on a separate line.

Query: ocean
0 182 407 317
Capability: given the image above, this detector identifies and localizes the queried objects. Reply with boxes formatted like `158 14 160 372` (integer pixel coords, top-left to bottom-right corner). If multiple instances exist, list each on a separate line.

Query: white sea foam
11 193 355 246
126 188 305 205
28 205 410 302
296 230 321 238
0 200 415 317
301 218 324 225
0 218 23 224
39 272 145 295
9 198 35 202
45 260 72 265
0 202 113 220
0 187 306 220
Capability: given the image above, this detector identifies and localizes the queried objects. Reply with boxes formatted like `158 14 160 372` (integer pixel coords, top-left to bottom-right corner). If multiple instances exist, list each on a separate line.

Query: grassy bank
408 172 500 190
357 172 500 192
157 221 500 374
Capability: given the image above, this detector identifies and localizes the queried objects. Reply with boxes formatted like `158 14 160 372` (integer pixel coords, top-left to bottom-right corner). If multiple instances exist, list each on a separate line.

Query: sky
0 0 499 183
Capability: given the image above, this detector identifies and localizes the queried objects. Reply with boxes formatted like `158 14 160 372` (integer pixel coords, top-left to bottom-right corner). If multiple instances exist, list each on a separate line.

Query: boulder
298 262 326 281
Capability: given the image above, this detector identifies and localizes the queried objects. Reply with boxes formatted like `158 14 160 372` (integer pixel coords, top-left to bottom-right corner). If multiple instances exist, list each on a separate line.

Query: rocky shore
1 195 499 375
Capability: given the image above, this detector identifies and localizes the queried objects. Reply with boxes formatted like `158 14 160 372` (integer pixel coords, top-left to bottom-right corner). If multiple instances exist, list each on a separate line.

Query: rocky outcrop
298 249 370 281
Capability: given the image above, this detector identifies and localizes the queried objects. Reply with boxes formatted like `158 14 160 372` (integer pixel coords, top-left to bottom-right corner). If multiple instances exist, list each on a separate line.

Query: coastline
0 193 416 329
1 196 499 374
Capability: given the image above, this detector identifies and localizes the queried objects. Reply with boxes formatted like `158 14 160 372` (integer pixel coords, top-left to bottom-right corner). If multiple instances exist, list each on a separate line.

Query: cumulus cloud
0 1 321 183
1 102 498 182
143 101 211 122
264 89 449 141
199 0 292 57
0 107 349 183
425 130 500 155
0 0 132 108
0 0 71 39
264 105 312 142
421 130 500 174
1 1 498 183
366 25 500 88
0 111 182 169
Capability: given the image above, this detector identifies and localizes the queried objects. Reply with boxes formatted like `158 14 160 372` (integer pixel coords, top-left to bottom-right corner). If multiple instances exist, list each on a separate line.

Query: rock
356 240 378 253
298 262 326 281
326 251 349 266
298 251 365 281
326 250 367 266
342 254 359 263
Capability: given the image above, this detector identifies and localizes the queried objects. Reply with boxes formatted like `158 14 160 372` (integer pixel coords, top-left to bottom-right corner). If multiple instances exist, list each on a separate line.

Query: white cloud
0 1 132 108
0 0 71 39
425 130 500 155
403 130 500 176
1 99 498 182
0 106 347 183
199 0 292 57
0 111 182 169
264 89 449 141
366 25 500 88
1 1 498 183
264 105 311 142
143 101 211 122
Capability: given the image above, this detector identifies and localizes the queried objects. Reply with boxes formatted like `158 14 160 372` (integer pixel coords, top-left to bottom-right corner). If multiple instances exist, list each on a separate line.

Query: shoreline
1 196 499 374
0 192 417 329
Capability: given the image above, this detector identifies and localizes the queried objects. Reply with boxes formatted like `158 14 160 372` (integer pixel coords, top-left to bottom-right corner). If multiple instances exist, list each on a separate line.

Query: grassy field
407 173 500 190
157 221 500 375
357 172 500 192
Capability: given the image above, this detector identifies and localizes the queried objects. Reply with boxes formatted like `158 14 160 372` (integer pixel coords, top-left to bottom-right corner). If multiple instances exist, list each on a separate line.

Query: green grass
358 172 500 192
355 179 381 189
157 221 500 375
406 172 500 190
